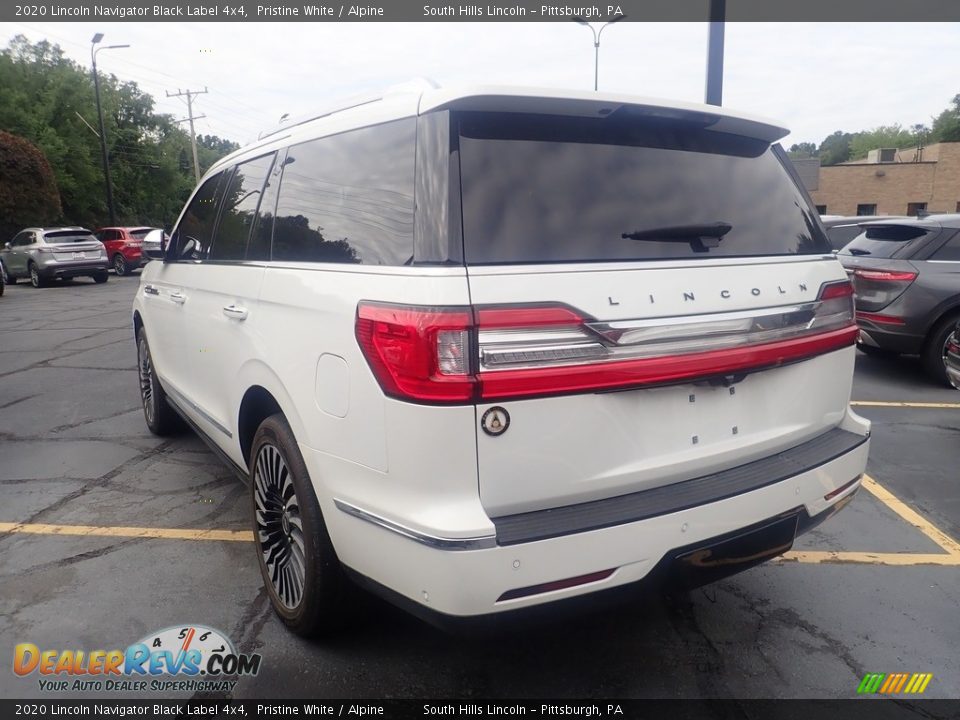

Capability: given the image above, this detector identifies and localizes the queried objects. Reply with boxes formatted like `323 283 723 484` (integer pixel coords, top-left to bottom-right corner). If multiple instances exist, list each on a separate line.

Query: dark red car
94 226 157 276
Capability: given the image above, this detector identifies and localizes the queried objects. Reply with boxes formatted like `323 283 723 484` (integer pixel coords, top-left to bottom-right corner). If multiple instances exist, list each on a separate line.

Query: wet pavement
1 275 958 699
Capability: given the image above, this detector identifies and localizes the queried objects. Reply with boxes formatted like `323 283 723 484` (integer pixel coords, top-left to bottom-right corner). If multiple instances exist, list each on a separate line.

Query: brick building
804 142 960 217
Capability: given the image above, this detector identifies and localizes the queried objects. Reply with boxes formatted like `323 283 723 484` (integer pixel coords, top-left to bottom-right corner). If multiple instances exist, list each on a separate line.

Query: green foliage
817 131 854 166
848 125 919 160
0 35 239 231
930 94 960 143
0 131 62 241
787 142 818 159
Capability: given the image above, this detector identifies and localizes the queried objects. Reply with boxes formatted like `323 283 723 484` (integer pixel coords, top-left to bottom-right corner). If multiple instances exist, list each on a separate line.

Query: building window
815 205 827 214
856 204 877 216
955 201 960 213
907 202 927 216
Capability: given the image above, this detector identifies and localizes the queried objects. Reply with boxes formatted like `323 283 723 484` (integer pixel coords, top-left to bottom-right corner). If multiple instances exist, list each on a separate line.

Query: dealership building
796 141 960 217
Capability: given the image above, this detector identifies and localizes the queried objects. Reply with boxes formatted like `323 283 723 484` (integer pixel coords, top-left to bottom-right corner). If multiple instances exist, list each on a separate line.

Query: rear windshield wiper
845 247 871 256
621 222 733 253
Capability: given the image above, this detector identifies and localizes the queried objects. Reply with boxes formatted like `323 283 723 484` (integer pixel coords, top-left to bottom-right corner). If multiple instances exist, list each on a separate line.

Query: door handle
143 285 159 296
170 291 186 304
222 304 248 320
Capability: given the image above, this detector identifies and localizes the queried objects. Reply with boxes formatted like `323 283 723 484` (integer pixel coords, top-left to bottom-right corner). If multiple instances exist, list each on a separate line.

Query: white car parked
133 84 870 637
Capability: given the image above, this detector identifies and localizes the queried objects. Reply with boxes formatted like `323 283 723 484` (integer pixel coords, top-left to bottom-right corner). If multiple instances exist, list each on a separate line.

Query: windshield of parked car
43 231 97 244
838 225 929 258
457 110 831 264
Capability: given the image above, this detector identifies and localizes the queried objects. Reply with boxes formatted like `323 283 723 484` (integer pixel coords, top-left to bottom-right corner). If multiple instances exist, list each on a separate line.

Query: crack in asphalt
49 406 142 434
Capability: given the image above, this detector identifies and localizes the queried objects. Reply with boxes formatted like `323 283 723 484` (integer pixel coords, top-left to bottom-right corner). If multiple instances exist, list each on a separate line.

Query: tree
0 35 240 230
0 131 62 241
930 94 960 143
788 142 818 159
849 124 918 160
818 131 854 166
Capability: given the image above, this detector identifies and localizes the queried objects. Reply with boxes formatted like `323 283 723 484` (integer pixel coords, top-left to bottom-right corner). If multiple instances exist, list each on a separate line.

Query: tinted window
13 232 33 246
272 119 415 265
129 228 154 240
173 171 227 261
457 112 829 264
247 155 283 262
209 153 276 261
44 230 96 244
839 225 928 259
825 224 863 251
930 231 960 261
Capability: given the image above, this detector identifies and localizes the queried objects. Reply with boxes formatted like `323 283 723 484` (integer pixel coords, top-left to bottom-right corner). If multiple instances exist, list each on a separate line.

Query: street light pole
705 0 726 106
91 33 130 226
573 15 627 91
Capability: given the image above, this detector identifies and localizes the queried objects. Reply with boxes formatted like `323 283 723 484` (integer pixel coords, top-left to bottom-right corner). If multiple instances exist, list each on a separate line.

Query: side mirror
3 242 10 250
142 229 166 260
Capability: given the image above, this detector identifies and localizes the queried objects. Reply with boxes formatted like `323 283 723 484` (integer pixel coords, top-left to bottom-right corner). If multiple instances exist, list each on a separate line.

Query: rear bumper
38 259 109 278
856 320 924 354
316 414 870 619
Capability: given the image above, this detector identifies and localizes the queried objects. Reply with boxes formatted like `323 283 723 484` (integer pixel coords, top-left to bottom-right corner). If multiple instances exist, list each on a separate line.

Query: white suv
133 85 870 636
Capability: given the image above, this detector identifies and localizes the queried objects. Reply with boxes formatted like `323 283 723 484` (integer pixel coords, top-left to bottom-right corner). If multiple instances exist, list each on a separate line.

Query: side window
930 232 960 262
209 153 276 262
172 171 226 261
247 153 283 262
12 232 29 246
272 119 415 265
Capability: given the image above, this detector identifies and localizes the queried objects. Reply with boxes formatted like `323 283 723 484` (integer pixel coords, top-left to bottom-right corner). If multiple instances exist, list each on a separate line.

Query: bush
0 130 62 242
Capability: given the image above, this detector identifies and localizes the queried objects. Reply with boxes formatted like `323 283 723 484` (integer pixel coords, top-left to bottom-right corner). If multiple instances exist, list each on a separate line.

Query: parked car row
0 225 163 288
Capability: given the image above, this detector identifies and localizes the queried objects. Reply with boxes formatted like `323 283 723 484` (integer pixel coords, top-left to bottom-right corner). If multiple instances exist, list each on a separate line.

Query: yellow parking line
0 522 254 542
777 551 960 566
861 475 960 557
851 401 960 409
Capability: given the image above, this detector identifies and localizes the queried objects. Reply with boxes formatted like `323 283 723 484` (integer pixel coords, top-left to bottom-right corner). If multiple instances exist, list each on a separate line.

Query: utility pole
91 33 129 226
168 87 208 183
705 0 726 106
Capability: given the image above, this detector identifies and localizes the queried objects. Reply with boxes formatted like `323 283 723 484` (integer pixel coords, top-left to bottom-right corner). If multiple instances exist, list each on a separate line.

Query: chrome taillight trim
478 299 855 373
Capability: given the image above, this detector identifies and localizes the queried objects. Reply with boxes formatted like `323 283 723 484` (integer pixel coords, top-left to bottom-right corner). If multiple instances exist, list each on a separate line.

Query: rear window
456 111 829 264
838 225 928 259
129 228 154 240
44 230 96 244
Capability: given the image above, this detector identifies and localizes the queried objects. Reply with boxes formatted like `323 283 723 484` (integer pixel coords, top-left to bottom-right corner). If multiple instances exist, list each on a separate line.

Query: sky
4 21 960 149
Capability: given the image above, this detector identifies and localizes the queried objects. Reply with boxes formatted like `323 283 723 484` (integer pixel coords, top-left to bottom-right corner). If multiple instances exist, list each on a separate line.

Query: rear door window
456 111 830 264
209 153 276 262
929 231 960 261
838 225 929 259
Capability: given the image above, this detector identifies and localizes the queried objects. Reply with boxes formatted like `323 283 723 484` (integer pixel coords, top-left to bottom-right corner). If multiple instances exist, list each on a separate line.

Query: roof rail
256 78 440 141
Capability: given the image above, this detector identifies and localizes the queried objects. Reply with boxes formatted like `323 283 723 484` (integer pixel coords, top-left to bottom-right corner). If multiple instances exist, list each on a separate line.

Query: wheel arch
236 367 308 470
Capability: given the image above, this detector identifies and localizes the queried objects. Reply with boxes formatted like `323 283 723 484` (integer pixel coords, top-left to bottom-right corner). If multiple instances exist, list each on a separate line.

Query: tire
250 414 349 638
136 327 183 435
29 263 45 288
856 343 898 359
0 273 4 297
93 271 109 284
922 315 960 387
0 262 13 285
113 254 128 276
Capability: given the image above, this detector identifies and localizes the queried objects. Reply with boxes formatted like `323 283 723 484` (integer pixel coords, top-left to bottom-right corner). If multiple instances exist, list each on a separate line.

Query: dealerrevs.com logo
13 625 262 693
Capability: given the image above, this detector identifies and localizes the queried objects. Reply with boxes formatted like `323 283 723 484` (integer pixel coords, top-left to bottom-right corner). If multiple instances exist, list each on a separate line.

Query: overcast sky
5 21 960 148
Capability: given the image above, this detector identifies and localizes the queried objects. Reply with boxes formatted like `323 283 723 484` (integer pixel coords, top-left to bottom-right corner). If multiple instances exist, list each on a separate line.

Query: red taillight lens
356 283 858 405
850 268 916 312
355 303 475 403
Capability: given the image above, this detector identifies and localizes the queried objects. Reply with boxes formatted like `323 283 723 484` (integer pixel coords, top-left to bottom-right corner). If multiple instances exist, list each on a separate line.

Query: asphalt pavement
1 275 958 700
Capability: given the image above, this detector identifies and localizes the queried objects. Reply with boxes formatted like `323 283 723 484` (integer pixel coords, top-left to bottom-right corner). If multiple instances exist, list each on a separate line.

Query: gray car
837 214 960 385
0 227 110 288
821 215 910 251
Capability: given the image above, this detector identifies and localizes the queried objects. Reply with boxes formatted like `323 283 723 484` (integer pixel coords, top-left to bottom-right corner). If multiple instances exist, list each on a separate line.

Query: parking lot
1 275 958 700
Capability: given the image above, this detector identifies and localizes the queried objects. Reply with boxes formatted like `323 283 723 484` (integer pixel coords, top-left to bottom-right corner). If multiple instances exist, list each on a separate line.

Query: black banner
5 0 960 23
2 700 960 720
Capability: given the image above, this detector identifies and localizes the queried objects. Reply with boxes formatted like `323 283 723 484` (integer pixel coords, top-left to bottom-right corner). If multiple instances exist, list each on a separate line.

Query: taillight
355 303 475 403
850 268 916 312
356 280 858 405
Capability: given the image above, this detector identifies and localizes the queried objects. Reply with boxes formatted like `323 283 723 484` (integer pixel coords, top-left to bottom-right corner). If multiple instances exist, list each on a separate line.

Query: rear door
454 110 857 516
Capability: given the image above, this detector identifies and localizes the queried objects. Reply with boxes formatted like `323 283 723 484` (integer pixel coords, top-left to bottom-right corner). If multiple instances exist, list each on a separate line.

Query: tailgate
468 257 856 516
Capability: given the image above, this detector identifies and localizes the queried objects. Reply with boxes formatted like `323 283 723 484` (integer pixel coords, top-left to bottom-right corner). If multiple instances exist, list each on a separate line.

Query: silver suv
1 227 109 288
